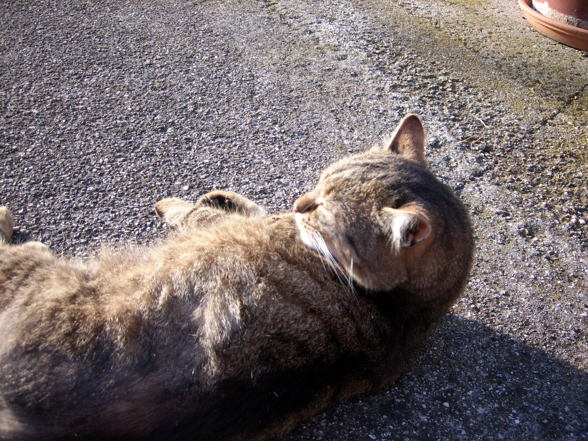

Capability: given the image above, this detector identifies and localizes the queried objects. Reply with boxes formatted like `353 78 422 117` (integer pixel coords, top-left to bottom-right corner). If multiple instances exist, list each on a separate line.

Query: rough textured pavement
1 0 586 440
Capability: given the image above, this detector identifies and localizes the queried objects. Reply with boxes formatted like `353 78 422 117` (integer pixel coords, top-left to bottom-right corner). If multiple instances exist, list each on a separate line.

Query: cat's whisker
309 231 339 274
311 232 338 278
314 240 330 277
310 231 357 298
347 258 358 298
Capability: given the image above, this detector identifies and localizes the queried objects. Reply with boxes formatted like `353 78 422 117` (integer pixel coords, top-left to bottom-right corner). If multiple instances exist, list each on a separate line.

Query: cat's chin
295 223 403 294
295 216 379 289
295 216 348 271
296 221 339 264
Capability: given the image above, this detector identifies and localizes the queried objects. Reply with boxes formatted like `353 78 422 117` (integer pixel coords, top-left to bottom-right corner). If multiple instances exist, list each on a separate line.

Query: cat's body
0 116 473 441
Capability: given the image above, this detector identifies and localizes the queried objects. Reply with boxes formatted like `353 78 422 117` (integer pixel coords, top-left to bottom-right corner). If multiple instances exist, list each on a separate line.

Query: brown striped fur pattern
0 115 473 441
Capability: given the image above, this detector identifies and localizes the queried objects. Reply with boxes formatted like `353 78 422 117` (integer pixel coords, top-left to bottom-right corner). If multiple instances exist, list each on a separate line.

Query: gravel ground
1 0 586 440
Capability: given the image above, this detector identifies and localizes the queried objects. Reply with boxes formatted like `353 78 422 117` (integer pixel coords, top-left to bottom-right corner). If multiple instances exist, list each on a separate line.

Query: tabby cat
0 115 473 441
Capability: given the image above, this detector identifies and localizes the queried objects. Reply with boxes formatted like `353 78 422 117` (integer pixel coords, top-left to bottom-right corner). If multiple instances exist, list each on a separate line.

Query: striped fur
0 115 472 441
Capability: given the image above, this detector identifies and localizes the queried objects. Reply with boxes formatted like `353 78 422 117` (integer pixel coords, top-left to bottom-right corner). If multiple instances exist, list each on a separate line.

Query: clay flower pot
519 0 588 51
532 0 588 29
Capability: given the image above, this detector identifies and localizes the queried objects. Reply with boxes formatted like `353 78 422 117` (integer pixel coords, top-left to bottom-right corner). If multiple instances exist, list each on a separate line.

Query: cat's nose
293 193 318 214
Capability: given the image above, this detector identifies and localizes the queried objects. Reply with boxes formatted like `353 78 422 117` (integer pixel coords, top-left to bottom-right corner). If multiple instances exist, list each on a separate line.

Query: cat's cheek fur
294 214 315 252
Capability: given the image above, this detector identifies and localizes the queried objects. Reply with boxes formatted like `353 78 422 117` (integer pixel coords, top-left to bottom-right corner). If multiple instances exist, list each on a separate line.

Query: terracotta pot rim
518 0 588 51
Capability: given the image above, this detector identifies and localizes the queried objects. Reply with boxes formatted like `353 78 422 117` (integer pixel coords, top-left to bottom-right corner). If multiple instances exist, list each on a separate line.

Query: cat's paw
196 191 266 217
0 206 14 244
154 198 196 228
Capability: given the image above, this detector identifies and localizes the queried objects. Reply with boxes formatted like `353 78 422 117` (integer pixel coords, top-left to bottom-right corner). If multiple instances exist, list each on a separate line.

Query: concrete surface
1 0 586 440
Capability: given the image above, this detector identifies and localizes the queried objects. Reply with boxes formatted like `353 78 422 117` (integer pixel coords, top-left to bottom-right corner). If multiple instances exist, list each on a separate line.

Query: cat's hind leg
0 206 51 253
0 207 14 245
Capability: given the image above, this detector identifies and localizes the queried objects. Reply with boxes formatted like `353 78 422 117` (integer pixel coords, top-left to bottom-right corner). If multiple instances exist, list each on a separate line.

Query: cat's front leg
195 190 266 217
155 191 265 231
154 198 200 230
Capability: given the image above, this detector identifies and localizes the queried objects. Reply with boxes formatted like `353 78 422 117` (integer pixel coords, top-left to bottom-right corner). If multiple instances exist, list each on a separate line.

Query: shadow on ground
287 314 587 441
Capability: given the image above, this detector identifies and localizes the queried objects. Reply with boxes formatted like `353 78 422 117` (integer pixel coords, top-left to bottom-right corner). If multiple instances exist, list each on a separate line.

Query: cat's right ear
381 203 432 251
381 114 426 166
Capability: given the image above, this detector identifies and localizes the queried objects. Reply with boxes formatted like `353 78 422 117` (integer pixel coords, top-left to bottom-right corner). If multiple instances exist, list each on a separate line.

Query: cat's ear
384 114 426 165
381 204 432 250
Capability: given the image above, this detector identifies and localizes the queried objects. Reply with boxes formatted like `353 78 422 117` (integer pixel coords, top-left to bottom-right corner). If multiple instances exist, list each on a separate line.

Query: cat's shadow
286 314 587 441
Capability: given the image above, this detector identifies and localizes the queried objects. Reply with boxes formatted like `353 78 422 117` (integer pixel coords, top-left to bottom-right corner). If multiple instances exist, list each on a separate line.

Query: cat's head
294 115 472 299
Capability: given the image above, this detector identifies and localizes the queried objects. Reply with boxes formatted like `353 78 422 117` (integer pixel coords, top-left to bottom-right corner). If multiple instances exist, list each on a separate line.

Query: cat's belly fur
0 216 411 441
